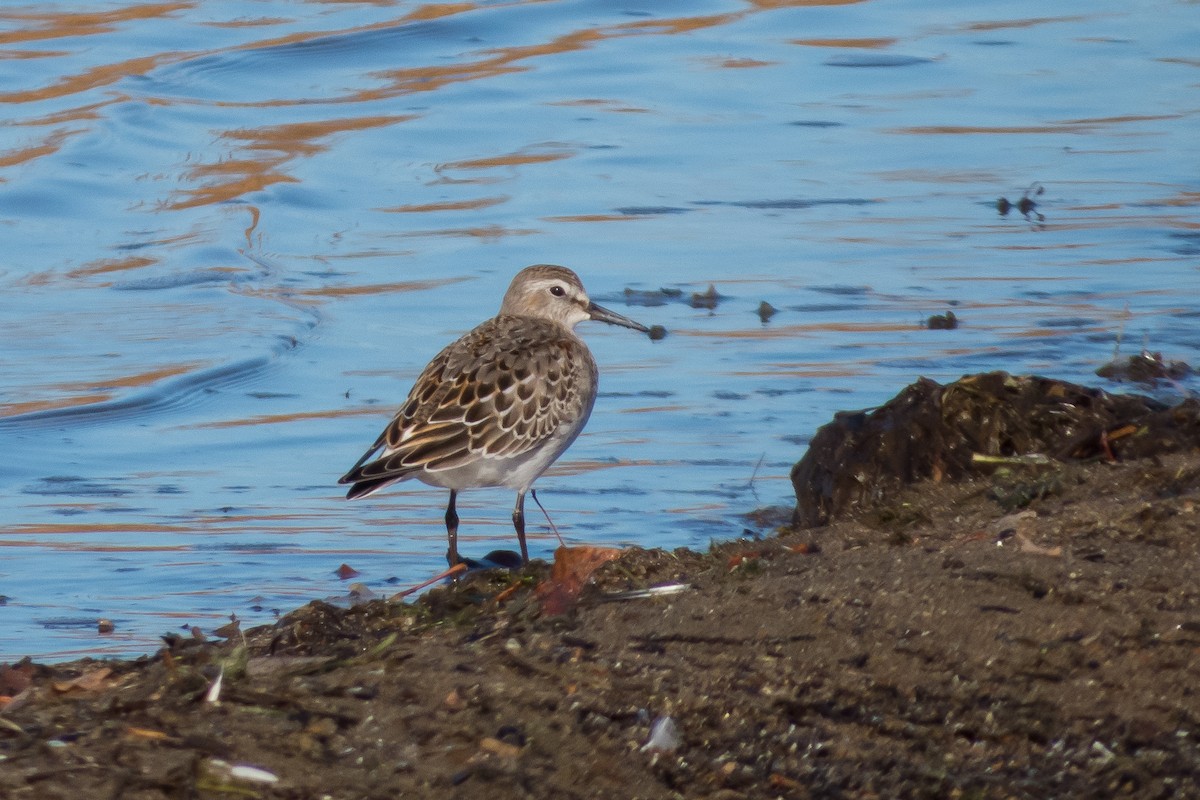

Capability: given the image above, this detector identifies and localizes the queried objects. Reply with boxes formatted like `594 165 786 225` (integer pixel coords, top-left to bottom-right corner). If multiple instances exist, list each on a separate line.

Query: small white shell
641 715 681 753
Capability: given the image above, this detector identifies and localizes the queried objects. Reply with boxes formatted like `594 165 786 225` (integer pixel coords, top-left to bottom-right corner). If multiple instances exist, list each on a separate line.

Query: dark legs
444 489 460 566
511 490 530 564
445 489 531 566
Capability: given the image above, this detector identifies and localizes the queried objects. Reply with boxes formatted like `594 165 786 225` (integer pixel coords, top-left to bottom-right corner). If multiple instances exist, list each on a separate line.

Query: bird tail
339 433 407 499
342 474 400 500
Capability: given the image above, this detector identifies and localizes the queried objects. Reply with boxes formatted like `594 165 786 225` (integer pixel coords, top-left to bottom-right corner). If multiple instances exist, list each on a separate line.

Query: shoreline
3 373 1198 798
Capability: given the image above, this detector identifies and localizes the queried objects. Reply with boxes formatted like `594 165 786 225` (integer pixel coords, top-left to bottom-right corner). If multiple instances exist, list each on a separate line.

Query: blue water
1 0 1197 660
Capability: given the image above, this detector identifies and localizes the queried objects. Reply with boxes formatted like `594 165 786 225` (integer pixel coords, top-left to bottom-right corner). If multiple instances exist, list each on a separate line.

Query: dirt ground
2 374 1200 799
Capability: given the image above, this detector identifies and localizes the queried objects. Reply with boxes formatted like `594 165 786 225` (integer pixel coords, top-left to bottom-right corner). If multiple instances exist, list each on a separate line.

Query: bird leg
530 489 566 548
444 489 460 566
512 490 530 564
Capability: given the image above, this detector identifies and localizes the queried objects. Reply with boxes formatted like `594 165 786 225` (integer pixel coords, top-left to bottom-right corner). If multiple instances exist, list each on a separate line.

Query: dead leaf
727 549 763 570
126 726 174 741
1016 532 1063 557
52 667 113 694
480 736 522 758
0 659 35 696
535 546 622 615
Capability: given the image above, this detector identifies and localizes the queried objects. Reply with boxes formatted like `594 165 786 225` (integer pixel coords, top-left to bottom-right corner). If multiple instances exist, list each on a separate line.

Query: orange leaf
0 660 35 696
126 726 172 741
535 546 621 615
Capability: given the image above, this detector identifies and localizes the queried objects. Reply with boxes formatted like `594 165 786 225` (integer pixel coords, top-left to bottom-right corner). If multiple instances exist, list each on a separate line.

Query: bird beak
587 301 650 333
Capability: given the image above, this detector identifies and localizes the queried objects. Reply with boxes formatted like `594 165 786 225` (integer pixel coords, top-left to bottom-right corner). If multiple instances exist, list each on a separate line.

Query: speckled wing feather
339 315 596 496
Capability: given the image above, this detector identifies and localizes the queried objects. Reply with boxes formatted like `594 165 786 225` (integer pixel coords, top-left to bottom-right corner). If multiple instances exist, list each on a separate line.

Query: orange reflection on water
0 362 204 418
436 148 574 173
748 0 870 7
545 98 651 114
168 114 416 210
381 196 509 213
962 16 1089 32
790 37 897 48
0 55 176 105
203 16 293 29
65 255 158 281
182 405 389 430
619 405 689 414
703 57 777 68
0 541 190 553
4 521 186 535
1138 191 1200 208
289 275 471 298
0 3 191 46
618 13 740 36
735 364 870 379
397 223 538 240
366 26 606 101
670 322 918 340
544 458 657 478
0 127 81 169
545 214 647 223
0 393 111 418
891 124 1096 135
12 98 114 127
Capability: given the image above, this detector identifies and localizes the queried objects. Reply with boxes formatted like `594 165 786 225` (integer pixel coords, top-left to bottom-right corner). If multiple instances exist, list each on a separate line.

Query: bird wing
339 316 596 492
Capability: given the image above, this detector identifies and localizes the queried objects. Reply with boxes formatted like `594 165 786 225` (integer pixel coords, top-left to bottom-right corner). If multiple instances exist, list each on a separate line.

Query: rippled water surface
2 0 1198 659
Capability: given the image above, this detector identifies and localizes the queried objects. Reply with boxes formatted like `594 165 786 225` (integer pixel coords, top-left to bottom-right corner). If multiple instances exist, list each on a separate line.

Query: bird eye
549 285 566 297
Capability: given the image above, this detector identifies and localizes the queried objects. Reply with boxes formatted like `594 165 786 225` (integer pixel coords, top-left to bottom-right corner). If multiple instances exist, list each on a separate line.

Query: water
1 0 1197 660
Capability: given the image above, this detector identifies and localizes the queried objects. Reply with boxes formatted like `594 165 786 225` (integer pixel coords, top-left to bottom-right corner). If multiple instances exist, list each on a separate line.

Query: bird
339 264 652 566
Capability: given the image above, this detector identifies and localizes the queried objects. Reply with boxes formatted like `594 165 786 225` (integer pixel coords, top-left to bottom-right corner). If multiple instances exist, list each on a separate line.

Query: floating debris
1096 350 1193 386
997 182 1045 223
757 301 777 323
690 284 721 310
925 310 958 330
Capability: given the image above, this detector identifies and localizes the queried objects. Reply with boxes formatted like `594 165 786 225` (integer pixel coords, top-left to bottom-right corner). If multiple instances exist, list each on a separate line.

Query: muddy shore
2 373 1198 799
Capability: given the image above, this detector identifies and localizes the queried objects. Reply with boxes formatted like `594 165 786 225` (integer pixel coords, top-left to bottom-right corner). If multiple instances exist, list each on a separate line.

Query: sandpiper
339 264 652 565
